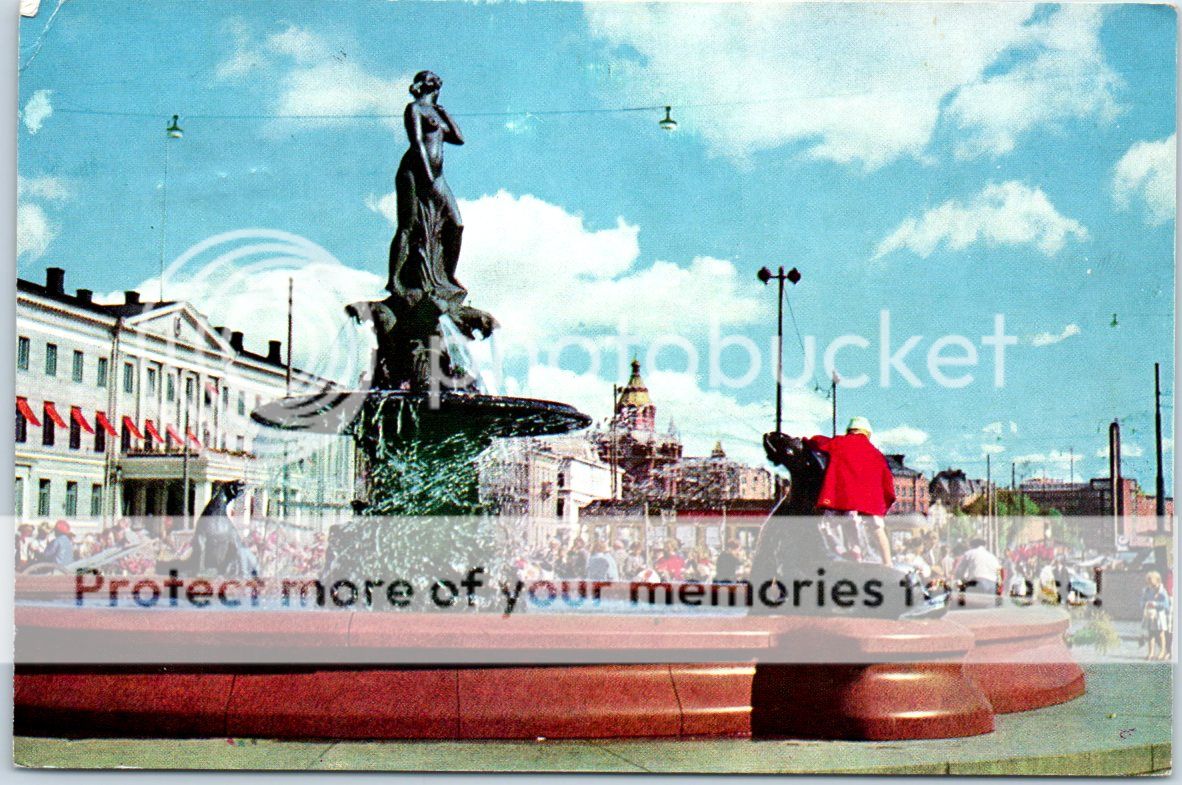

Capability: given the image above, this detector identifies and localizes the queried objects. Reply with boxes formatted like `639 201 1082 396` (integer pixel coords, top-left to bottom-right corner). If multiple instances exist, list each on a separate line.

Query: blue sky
17 1 1176 486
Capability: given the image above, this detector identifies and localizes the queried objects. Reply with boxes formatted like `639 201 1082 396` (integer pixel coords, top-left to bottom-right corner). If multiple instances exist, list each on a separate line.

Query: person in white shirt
955 538 1002 594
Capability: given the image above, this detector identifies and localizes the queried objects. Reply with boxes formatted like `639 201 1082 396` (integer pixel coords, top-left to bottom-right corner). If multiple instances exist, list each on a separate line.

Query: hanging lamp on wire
658 105 678 131
166 114 184 139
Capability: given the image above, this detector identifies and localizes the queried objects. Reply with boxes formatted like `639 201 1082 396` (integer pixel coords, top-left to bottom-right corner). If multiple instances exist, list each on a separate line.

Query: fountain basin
251 390 592 440
13 582 1084 741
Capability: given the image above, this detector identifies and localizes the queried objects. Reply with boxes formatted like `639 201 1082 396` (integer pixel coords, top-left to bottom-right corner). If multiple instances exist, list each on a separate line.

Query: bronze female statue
348 70 496 393
387 70 467 311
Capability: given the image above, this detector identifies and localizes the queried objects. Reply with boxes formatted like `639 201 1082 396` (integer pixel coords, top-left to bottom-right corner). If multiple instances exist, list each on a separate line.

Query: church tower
614 358 657 432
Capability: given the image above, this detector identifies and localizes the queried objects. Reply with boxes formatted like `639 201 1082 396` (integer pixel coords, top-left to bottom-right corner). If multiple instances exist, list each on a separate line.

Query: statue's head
410 70 442 98
220 479 246 499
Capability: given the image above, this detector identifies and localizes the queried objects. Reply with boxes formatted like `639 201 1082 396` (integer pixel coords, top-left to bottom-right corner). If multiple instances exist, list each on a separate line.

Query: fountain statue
252 71 589 589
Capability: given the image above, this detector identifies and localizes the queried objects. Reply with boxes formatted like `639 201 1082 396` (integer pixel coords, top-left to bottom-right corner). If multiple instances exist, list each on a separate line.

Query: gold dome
617 358 651 408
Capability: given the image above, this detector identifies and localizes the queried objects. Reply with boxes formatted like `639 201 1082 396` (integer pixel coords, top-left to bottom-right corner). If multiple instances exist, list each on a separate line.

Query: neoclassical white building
15 267 354 531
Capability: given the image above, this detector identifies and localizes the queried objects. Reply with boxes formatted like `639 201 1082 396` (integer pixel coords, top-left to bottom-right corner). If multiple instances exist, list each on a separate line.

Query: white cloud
874 181 1088 259
1113 134 1175 225
1031 323 1081 347
19 174 70 201
981 420 1018 437
945 6 1121 158
111 237 384 384
1095 442 1144 459
17 175 70 261
369 189 766 343
17 203 53 260
21 89 53 134
216 22 409 128
874 425 929 448
584 4 1116 169
910 454 937 472
1014 450 1079 479
516 364 827 466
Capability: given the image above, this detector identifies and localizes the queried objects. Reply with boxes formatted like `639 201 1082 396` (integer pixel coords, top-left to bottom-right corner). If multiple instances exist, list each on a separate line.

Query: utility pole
831 371 838 437
756 266 801 434
1109 420 1123 549
1069 447 1075 486
159 115 183 301
285 277 294 394
986 453 993 551
610 384 619 500
1155 363 1166 527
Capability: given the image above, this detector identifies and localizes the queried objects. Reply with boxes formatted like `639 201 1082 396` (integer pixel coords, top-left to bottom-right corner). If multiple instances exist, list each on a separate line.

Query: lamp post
756 265 801 433
159 115 183 301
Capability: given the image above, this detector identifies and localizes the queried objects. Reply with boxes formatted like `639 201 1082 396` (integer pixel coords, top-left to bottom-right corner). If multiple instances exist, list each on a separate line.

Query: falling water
438 314 501 395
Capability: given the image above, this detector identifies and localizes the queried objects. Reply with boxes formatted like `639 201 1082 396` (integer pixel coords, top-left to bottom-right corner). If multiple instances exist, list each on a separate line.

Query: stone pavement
13 664 1171 774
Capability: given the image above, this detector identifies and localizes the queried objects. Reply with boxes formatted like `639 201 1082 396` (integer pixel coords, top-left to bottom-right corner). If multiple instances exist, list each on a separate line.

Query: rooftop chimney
230 331 244 352
75 289 93 304
267 340 282 363
46 267 65 295
124 290 141 306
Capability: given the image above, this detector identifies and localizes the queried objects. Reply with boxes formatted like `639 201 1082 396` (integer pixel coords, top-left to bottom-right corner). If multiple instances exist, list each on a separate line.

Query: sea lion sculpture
157 480 258 577
751 432 947 619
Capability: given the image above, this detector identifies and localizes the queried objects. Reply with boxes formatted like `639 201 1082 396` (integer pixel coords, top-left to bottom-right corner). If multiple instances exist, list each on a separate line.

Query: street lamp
159 114 184 301
756 266 801 433
658 106 678 132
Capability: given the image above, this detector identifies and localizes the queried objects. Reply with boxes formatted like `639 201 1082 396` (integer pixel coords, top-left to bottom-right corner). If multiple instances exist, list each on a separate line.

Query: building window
64 482 78 516
72 350 84 382
121 424 132 452
69 415 81 450
14 476 24 518
15 403 27 443
236 435 245 452
96 357 109 388
90 484 103 517
185 377 194 402
222 386 230 412
557 498 566 518
17 336 29 370
123 362 135 394
45 343 57 376
166 374 176 402
37 479 51 517
147 367 158 397
42 406 54 446
95 422 105 453
237 391 246 416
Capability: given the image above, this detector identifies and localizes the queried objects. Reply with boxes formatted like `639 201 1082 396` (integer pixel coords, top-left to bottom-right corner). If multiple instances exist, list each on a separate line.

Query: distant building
477 435 621 547
1018 476 1174 550
929 469 986 511
884 454 929 515
593 359 683 502
675 441 776 506
15 267 354 531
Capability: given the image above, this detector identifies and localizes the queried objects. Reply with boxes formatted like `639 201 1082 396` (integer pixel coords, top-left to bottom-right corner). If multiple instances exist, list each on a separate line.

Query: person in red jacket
805 416 895 565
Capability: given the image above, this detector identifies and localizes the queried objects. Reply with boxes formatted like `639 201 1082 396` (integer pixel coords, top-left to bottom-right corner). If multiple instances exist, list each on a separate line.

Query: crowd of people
511 536 753 585
15 518 155 573
15 516 326 577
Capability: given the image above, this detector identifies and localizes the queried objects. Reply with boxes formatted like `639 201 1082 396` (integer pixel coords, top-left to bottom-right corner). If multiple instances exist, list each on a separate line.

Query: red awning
185 428 202 450
95 411 118 437
204 381 219 398
43 402 67 428
16 397 41 427
165 424 184 444
70 406 95 434
144 419 164 442
121 416 144 441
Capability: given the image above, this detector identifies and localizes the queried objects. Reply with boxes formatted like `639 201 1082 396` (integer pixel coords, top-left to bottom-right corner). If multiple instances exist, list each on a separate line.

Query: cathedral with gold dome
594 359 684 502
